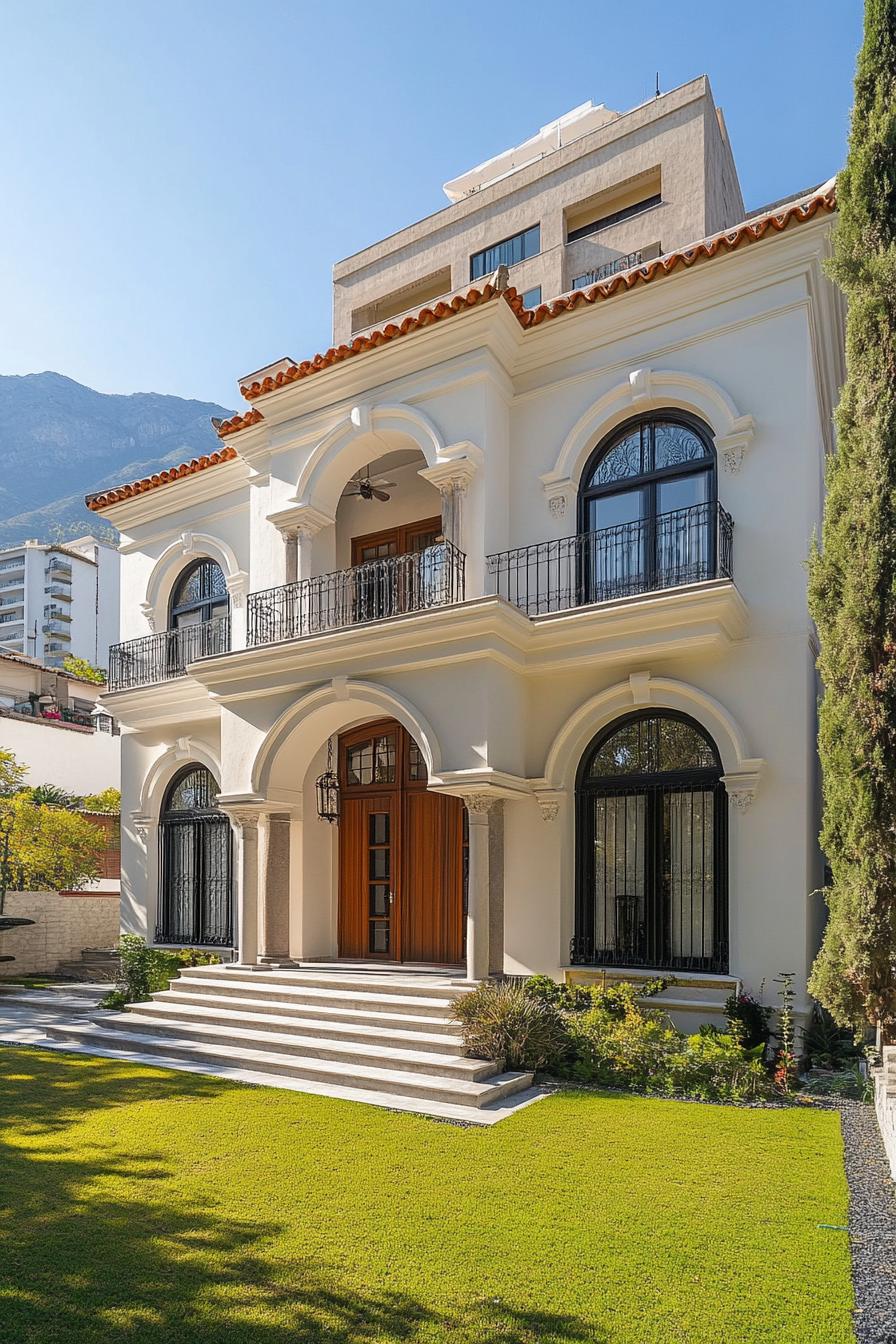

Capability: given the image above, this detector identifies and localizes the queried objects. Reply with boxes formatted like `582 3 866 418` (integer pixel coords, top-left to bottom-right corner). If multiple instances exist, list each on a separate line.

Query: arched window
157 765 232 947
169 558 229 630
167 559 231 665
578 413 719 602
574 711 728 973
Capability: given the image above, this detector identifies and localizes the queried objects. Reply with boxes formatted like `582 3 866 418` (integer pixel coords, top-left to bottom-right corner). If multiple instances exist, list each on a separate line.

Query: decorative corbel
539 474 575 522
173 736 192 761
721 761 765 813
225 571 250 610
534 789 565 822
130 813 151 842
628 367 653 403
139 601 156 632
628 671 652 705
715 415 757 475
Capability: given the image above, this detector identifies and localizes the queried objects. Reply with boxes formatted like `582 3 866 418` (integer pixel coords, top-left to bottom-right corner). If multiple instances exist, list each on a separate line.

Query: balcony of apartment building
45 557 72 581
562 171 665 295
0 556 25 574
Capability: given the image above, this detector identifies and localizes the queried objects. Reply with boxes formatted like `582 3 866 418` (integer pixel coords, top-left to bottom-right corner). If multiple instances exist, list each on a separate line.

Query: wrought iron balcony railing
570 250 643 290
108 615 231 691
486 502 733 617
248 540 465 647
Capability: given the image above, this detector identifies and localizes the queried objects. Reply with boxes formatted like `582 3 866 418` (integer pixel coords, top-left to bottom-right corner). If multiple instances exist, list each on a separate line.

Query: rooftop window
470 224 540 281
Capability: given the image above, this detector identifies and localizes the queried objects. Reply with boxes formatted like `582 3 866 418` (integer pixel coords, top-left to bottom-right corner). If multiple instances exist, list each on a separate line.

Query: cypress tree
809 0 896 1032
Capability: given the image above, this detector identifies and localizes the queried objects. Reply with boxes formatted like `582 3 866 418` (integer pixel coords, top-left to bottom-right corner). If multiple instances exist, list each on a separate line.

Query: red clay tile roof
86 446 239 511
238 281 503 400
216 407 265 436
521 184 837 327
86 185 835 513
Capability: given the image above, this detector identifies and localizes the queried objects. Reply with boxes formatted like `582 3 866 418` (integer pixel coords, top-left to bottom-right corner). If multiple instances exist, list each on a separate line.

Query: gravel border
838 1099 896 1344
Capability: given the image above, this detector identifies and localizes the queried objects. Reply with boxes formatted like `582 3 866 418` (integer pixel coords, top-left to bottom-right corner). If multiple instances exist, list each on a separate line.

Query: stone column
464 794 496 981
258 812 292 964
228 811 260 966
282 529 299 585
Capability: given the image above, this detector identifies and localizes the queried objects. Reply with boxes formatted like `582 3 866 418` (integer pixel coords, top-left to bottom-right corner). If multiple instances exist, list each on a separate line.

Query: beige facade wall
333 77 744 342
0 890 120 976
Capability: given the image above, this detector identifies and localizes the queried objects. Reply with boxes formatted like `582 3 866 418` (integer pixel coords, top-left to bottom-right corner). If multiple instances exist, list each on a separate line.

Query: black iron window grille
248 540 465 647
571 251 644 290
487 500 732 617
157 765 232 947
573 711 728 974
108 614 231 691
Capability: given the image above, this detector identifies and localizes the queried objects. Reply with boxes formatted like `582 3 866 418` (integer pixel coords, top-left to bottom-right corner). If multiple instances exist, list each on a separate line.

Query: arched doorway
574 711 728 972
337 719 465 964
157 765 232 947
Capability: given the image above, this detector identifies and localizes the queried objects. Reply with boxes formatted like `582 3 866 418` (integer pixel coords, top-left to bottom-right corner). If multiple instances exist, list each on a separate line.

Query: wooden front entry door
337 719 465 964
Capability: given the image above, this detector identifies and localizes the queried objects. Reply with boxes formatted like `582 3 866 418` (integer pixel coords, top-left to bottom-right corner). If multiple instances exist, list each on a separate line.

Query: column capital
463 792 500 818
267 502 335 538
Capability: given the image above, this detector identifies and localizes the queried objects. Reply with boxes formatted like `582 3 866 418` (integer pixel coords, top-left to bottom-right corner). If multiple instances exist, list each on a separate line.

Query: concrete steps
43 964 537 1122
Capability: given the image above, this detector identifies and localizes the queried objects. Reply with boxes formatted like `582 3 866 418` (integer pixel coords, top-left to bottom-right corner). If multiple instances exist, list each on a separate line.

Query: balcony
46 560 72 578
247 541 465 647
108 615 231 691
570 250 644 290
0 559 25 573
45 584 72 600
486 502 733 617
42 621 71 637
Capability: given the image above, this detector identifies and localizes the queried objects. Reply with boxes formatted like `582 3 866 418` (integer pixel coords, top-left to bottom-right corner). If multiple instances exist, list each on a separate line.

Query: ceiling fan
343 465 397 502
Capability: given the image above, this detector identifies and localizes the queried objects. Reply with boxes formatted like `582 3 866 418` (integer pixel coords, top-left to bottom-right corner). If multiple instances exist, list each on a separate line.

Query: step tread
183 967 472 999
139 998 464 1046
173 975 459 1012
158 988 460 1029
110 1012 488 1074
47 1022 527 1101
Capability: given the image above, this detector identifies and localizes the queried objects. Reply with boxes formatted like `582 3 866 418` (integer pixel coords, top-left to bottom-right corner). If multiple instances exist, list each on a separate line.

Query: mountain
0 372 234 546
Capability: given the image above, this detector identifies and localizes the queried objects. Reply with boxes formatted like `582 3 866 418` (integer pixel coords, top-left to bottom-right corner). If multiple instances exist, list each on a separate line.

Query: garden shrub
455 974 774 1102
102 934 221 1007
453 979 571 1071
724 990 773 1053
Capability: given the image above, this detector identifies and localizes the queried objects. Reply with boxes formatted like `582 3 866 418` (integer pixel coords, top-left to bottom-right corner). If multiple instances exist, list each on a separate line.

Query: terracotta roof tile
519 185 837 328
237 283 502 400
86 446 239 511
86 185 835 513
216 407 264 436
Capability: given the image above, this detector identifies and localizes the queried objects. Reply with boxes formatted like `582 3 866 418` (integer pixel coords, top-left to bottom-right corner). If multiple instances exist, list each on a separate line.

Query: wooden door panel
338 795 397 958
402 792 464 964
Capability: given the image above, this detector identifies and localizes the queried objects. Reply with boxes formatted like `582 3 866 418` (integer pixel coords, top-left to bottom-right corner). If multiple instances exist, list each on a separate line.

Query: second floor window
169 559 229 630
470 224 540 281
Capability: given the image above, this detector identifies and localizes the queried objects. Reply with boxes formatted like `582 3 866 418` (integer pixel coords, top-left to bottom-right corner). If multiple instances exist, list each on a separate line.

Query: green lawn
0 1048 853 1344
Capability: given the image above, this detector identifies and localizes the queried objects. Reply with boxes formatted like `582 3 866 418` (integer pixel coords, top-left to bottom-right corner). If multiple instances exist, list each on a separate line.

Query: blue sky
1 1 862 410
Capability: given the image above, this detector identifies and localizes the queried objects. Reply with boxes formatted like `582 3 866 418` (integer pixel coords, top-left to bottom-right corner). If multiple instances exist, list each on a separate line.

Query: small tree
62 654 106 685
81 787 121 814
0 750 104 911
808 1 896 1032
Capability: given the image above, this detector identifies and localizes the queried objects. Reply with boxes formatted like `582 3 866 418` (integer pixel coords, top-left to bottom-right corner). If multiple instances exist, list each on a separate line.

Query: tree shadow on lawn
0 1049 604 1344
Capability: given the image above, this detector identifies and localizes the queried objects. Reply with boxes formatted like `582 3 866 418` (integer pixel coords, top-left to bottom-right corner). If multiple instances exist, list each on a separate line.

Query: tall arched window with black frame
157 765 232 947
577 413 725 604
167 558 231 670
574 711 728 973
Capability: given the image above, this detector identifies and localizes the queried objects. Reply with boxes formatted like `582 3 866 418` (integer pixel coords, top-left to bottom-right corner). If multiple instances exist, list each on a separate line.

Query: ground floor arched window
573 711 728 972
157 765 232 947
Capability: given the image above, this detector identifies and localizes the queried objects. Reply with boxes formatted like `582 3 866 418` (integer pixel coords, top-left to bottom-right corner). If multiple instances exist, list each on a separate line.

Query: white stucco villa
55 79 846 1115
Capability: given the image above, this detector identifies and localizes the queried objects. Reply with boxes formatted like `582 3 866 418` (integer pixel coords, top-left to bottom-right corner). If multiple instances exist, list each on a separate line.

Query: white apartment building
0 535 120 669
75 77 844 1099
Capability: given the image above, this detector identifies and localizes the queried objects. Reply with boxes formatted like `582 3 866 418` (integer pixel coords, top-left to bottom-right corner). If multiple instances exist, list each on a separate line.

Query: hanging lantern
316 737 340 823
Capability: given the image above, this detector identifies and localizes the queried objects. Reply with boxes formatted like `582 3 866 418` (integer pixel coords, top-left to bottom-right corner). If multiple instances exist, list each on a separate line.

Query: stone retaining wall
874 1047 896 1180
0 890 120 976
